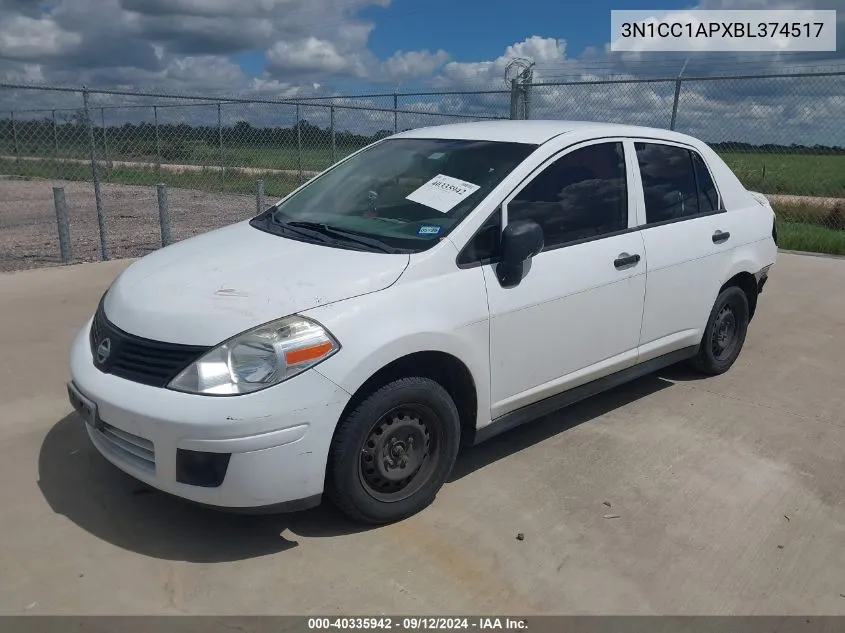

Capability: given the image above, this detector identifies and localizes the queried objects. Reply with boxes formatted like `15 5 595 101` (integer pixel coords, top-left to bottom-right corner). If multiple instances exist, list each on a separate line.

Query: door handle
712 230 731 244
614 253 641 269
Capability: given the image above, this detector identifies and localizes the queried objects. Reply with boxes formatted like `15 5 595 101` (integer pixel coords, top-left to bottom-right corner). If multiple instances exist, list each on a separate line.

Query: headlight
168 315 340 396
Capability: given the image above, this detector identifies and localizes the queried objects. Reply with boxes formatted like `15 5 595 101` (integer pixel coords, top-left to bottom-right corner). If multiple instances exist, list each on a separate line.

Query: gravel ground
0 177 258 273
767 193 843 209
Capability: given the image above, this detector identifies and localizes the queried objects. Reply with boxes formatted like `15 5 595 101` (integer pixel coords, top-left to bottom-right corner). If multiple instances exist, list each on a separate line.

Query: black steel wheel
694 286 750 375
358 404 442 503
710 304 739 362
326 377 461 524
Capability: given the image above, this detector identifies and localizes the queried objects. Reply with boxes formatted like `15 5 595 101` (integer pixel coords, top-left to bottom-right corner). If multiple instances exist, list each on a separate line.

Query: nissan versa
68 120 777 524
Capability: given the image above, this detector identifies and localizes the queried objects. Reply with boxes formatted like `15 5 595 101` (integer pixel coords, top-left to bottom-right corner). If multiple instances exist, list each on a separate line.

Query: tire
693 286 750 375
326 377 461 525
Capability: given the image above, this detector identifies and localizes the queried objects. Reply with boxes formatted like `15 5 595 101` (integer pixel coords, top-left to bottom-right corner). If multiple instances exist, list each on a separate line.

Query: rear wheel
693 286 750 375
326 377 461 524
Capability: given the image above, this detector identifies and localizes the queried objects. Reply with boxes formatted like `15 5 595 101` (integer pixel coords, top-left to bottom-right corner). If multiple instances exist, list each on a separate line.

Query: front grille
92 421 156 473
90 299 211 388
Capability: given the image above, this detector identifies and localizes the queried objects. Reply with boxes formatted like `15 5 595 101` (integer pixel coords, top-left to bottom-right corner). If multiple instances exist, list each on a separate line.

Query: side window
635 142 701 223
507 142 628 250
457 209 501 265
692 152 720 212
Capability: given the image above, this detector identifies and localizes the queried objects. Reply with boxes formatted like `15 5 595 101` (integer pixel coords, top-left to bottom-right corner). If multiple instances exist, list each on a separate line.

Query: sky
0 0 843 145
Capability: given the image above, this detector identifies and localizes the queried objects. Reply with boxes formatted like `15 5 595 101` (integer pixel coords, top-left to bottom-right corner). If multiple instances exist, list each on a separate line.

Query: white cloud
432 36 567 88
381 49 449 81
266 37 370 77
0 14 81 60
504 36 566 63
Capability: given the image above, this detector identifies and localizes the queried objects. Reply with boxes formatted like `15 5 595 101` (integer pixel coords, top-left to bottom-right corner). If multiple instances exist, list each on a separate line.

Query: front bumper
68 317 351 509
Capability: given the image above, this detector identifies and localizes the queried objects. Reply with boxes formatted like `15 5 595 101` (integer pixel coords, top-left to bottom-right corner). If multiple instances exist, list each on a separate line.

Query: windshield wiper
265 215 343 245
285 221 404 254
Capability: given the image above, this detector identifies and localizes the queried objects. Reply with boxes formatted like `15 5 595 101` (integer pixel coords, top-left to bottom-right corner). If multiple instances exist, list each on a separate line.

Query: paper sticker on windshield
406 174 481 214
418 225 442 235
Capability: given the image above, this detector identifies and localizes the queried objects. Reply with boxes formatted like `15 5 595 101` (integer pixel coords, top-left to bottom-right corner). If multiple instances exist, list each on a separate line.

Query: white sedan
67 120 778 524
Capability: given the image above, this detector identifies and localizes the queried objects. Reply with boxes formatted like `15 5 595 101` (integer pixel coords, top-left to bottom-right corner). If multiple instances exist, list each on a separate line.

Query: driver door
482 139 647 419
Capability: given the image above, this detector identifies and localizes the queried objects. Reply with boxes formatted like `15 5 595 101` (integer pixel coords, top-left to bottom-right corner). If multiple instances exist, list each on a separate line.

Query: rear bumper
755 264 772 294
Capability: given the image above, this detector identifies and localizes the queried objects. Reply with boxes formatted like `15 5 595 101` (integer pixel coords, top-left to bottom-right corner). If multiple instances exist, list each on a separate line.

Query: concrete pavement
0 253 844 615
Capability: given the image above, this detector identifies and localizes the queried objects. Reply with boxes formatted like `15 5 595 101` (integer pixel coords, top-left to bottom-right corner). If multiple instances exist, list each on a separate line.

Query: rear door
632 140 736 362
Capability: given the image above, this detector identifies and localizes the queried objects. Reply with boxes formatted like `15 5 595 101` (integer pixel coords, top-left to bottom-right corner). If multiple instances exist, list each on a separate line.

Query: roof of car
394 119 700 146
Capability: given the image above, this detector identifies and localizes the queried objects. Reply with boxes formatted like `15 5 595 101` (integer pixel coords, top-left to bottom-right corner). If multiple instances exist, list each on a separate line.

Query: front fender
302 265 492 430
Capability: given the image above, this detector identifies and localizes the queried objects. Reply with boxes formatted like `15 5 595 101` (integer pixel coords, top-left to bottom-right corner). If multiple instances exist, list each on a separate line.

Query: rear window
635 142 722 224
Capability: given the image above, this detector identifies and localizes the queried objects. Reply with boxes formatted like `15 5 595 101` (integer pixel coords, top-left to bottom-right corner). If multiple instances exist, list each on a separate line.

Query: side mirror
496 219 544 287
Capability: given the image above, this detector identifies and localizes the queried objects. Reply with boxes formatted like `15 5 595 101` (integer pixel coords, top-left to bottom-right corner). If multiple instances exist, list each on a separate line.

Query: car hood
103 221 410 346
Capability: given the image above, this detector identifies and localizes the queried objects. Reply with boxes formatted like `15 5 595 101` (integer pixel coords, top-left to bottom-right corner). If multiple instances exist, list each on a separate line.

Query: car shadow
658 362 709 383
450 373 673 481
37 414 373 563
39 373 674 562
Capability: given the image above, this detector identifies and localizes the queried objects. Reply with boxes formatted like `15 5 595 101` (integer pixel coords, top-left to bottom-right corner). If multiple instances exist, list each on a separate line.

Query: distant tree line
708 141 845 155
0 117 843 158
0 117 395 160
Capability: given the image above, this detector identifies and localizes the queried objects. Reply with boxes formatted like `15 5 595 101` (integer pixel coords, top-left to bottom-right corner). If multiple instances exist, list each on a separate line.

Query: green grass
718 152 845 198
194 145 357 172
0 157 300 199
772 202 845 256
778 221 845 256
0 142 357 173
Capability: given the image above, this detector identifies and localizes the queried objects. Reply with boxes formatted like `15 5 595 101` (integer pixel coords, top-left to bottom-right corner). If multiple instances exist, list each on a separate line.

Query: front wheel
693 286 750 375
326 377 461 524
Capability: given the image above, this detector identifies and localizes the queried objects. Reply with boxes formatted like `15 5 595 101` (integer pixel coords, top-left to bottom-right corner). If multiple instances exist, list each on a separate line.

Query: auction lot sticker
406 174 481 213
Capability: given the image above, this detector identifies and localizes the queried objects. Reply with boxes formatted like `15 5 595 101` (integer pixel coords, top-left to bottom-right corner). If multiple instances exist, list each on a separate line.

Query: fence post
523 78 532 121
670 78 682 131
296 102 302 183
153 105 161 178
156 183 172 247
52 109 59 179
83 87 108 261
393 93 398 133
509 79 519 119
669 59 688 131
255 179 265 215
330 105 336 163
100 107 108 171
10 111 19 164
52 186 72 264
217 102 224 186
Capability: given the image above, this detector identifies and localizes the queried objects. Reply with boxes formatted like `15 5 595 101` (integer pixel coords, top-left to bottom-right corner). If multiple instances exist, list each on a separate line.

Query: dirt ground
0 252 844 615
0 177 258 273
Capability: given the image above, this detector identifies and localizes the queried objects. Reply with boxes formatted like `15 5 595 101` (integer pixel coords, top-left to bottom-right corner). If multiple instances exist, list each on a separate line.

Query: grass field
0 157 301 199
777 221 845 256
719 152 845 198
772 202 845 256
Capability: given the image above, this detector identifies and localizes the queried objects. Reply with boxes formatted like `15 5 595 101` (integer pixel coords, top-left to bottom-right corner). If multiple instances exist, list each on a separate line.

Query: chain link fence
1 72 843 272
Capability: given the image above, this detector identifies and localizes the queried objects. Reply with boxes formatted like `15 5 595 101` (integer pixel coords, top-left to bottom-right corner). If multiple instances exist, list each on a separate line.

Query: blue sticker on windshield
418 225 442 235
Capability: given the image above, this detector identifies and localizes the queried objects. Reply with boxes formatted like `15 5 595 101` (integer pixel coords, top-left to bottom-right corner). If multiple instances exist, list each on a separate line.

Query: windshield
255 137 537 253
